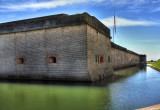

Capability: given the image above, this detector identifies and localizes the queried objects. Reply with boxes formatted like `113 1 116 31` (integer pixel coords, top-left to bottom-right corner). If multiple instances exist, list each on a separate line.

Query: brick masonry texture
111 42 146 70
111 47 140 70
0 12 146 81
0 25 91 81
87 25 113 81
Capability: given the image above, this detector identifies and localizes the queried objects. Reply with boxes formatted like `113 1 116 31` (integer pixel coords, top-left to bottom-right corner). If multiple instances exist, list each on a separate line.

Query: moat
0 66 160 110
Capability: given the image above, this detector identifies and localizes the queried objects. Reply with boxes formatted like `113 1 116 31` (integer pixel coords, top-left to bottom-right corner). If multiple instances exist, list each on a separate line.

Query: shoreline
136 104 160 110
149 65 160 71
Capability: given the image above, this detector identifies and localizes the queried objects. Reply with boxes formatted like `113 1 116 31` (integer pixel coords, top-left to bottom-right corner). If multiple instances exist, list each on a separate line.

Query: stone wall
0 12 146 81
111 42 140 70
0 25 91 81
87 25 113 81
0 13 110 38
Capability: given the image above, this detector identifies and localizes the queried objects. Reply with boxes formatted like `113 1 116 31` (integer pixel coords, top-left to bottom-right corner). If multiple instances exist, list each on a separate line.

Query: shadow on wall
0 66 146 87
91 66 146 86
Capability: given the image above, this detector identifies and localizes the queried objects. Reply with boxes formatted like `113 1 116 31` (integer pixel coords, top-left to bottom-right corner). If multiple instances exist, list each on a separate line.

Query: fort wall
87 25 113 81
0 25 91 81
0 12 146 81
111 42 141 70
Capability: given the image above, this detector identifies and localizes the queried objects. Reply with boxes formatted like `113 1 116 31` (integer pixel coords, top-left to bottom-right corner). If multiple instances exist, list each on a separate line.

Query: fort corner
0 12 146 81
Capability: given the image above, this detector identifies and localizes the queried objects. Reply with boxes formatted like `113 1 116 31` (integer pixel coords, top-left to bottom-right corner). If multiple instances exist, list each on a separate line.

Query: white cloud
105 0 148 5
0 0 104 11
0 0 158 12
101 16 158 27
0 0 152 11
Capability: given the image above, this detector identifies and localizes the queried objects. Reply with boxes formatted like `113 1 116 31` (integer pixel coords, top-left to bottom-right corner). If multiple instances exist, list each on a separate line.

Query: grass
147 61 154 64
151 59 160 69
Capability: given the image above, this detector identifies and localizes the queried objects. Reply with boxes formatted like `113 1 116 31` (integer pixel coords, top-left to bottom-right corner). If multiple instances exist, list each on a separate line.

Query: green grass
147 61 154 64
152 59 160 69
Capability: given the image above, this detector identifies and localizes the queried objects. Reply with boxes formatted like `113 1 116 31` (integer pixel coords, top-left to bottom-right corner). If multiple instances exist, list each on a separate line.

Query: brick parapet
0 12 111 38
111 42 139 56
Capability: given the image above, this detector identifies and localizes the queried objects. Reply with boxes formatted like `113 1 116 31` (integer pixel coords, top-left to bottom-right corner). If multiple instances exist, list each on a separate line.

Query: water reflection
108 66 160 110
92 66 146 86
0 66 160 110
0 82 109 110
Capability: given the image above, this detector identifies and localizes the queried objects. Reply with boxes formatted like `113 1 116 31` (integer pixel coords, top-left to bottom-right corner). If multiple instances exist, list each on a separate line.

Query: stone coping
111 42 140 56
0 12 111 38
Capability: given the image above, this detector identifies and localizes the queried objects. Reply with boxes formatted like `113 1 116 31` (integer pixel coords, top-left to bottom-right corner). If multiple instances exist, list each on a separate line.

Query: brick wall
87 25 113 81
111 45 140 70
0 13 146 82
0 25 91 81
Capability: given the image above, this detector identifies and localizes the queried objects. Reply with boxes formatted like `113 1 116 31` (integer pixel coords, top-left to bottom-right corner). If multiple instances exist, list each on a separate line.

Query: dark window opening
108 56 110 62
49 57 57 63
98 55 104 63
15 57 26 65
100 56 104 62
96 55 98 63
18 58 24 64
46 55 59 64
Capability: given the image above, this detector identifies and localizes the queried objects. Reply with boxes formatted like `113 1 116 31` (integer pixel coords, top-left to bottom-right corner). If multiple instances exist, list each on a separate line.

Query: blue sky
0 0 160 61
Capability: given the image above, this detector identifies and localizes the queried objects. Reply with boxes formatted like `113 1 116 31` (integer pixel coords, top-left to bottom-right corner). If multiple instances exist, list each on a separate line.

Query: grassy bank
152 59 160 68
149 59 160 71
147 61 154 64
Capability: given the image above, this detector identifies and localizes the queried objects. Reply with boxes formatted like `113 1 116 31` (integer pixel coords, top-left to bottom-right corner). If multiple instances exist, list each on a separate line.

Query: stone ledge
0 12 111 38
111 42 140 56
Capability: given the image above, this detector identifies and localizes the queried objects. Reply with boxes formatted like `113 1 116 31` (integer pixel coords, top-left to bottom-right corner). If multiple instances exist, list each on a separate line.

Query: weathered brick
0 13 146 81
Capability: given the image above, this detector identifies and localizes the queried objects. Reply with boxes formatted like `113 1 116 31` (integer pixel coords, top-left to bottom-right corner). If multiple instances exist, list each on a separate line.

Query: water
0 66 160 110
